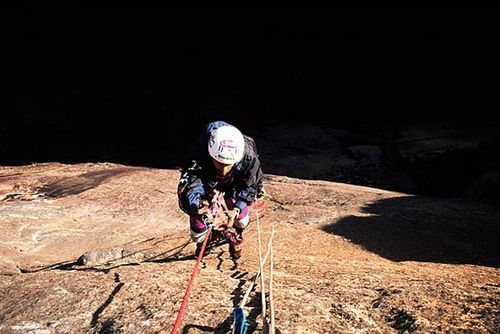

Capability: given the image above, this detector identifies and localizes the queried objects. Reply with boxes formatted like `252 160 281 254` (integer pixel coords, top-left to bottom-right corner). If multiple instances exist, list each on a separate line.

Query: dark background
1 2 499 198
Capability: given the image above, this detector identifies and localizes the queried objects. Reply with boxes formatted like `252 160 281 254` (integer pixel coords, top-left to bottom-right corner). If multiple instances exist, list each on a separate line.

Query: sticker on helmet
219 139 238 149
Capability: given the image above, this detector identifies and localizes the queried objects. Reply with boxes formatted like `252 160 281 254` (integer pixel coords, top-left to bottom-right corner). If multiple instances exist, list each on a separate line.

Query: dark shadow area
91 273 124 329
243 291 265 334
39 168 132 198
19 259 78 273
96 318 118 334
181 324 219 334
1 3 499 201
322 195 500 267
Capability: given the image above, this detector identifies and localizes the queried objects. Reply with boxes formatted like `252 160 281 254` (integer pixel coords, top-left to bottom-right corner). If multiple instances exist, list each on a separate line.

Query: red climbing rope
171 190 266 333
170 226 212 334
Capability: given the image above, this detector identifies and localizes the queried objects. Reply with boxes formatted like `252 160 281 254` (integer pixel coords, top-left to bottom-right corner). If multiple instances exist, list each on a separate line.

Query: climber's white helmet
208 125 245 164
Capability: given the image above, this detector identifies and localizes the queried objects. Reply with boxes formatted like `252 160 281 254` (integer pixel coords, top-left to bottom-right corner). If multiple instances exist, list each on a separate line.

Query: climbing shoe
229 243 242 260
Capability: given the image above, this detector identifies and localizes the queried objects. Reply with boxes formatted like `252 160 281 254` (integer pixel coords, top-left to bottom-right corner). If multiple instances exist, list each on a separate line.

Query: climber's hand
226 208 240 228
197 199 210 215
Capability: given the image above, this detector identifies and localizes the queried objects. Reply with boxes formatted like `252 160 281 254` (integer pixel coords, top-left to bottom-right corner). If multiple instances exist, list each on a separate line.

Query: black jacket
177 121 263 215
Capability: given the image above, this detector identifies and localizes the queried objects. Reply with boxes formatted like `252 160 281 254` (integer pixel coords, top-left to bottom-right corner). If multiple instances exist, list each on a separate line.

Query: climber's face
212 159 234 178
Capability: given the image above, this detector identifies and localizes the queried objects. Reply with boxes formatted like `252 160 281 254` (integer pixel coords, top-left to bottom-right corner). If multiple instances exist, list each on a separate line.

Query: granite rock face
0 163 498 334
